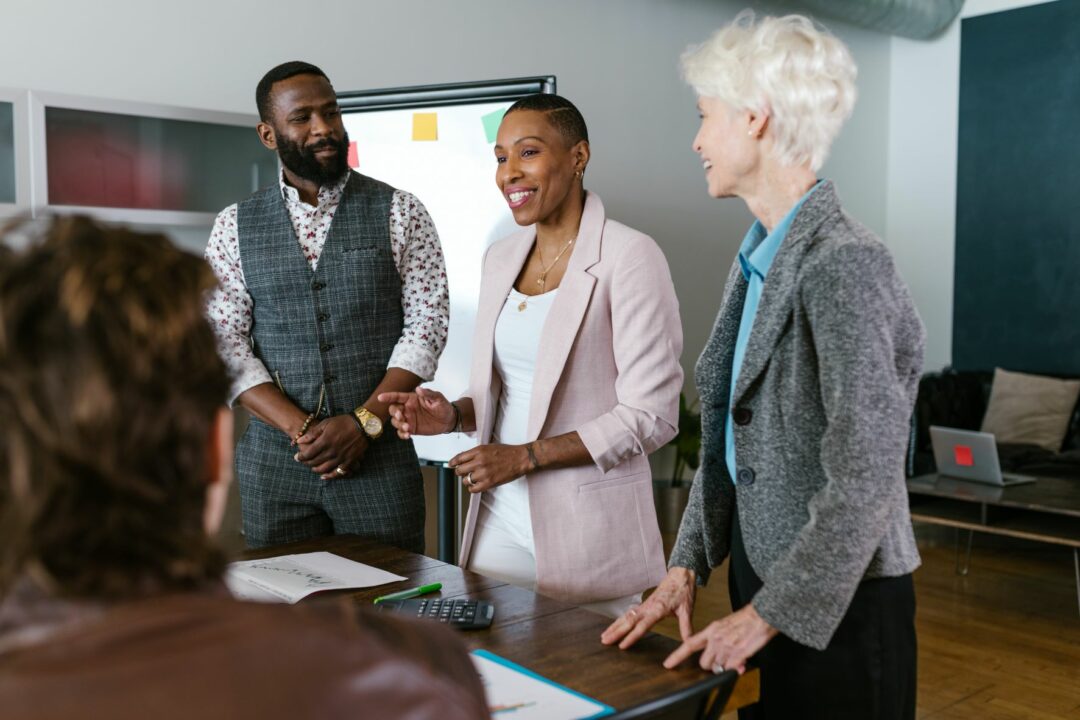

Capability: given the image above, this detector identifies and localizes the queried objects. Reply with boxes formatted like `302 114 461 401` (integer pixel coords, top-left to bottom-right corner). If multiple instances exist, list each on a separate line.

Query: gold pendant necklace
518 236 575 312
536 237 574 291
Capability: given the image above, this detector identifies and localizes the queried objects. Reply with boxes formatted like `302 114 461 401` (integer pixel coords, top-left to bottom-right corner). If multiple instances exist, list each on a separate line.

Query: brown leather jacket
0 581 488 720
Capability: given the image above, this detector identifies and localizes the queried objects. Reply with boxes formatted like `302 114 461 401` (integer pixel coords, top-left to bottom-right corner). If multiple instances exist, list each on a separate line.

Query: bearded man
205 61 448 550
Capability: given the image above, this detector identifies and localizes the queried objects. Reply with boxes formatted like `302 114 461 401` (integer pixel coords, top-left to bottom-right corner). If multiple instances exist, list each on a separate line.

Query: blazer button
737 468 756 485
312 281 326 291
317 313 329 322
732 408 753 426
320 343 334 352
324 374 336 384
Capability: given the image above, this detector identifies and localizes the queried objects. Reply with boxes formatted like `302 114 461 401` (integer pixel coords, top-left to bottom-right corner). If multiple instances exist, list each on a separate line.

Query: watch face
364 417 382 433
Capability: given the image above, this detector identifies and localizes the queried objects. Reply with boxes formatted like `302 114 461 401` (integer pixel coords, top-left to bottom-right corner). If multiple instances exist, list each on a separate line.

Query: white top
481 287 559 542
204 169 450 404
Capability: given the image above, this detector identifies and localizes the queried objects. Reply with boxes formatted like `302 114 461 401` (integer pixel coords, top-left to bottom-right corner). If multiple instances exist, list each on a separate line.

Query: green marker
373 582 442 605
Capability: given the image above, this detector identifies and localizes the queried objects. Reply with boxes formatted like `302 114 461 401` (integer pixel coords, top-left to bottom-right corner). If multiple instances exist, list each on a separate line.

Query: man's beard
275 129 350 186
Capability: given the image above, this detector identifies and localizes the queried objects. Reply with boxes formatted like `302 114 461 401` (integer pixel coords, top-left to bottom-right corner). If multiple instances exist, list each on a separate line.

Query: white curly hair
681 10 857 172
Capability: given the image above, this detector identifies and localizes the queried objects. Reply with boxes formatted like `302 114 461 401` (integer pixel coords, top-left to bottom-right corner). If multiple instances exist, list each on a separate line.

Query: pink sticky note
347 141 359 169
954 445 974 467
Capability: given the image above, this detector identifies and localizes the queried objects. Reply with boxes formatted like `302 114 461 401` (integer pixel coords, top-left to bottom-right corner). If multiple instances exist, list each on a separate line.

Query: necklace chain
518 236 575 312
536 236 575 292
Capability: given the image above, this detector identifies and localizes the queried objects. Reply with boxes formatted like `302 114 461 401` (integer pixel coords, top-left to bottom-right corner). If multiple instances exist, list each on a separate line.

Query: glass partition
0 101 15 204
44 107 276 213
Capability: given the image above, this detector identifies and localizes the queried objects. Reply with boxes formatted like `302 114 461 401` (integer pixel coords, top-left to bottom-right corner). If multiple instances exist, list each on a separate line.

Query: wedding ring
334 466 347 476
466 472 475 487
627 608 639 620
712 663 725 674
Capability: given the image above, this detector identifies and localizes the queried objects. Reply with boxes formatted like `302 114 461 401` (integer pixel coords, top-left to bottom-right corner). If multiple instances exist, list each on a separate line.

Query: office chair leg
954 528 973 576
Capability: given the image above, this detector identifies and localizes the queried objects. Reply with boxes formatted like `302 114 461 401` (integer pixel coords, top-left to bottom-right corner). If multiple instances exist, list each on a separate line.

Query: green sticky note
481 107 507 144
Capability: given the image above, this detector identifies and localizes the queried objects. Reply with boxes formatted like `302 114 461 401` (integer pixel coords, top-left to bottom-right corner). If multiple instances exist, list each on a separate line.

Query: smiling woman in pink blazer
380 95 683 615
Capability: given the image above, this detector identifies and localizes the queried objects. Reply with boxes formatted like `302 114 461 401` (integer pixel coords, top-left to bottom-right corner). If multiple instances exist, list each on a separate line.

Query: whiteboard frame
338 76 555 113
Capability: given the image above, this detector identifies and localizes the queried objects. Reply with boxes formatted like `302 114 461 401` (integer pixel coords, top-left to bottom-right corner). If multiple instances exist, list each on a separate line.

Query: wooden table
907 473 1080 614
244 535 759 714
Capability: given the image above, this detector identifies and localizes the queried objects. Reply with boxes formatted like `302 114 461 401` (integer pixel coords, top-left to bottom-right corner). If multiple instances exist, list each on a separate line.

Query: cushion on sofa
980 368 1080 452
907 368 1080 478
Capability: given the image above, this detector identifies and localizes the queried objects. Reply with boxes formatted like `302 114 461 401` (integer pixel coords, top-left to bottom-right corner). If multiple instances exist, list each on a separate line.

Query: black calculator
377 598 495 630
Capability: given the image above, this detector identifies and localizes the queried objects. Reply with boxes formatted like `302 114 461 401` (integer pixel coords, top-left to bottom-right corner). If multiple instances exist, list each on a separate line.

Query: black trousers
729 506 917 720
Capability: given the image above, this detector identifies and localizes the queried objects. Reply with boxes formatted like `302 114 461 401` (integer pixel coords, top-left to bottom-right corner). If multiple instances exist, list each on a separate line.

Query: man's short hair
504 94 589 148
256 60 331 123
0 216 230 599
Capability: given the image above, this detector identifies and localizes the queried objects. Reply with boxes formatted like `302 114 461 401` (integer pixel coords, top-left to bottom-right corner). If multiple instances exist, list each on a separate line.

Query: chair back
605 671 737 720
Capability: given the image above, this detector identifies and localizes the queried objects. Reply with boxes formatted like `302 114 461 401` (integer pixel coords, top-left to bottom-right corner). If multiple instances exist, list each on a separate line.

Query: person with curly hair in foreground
0 217 486 720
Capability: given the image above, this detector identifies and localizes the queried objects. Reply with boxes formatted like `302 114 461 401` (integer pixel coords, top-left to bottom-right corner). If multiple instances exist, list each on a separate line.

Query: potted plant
653 393 701 535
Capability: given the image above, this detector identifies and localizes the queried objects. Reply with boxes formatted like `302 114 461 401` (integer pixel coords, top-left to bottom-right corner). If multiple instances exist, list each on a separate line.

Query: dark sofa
907 368 1080 480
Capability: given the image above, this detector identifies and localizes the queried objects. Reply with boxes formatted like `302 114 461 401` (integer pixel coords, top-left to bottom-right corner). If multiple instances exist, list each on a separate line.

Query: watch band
349 413 365 434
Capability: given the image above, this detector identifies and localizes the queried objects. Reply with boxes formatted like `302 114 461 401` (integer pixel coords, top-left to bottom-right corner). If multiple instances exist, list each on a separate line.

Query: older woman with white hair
603 12 925 719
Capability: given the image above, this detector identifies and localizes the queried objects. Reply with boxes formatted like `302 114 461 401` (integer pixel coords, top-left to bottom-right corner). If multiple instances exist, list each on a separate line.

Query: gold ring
335 466 347 476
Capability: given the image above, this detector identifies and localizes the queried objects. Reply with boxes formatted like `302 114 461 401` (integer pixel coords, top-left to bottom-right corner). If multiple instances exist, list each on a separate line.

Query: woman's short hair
504 94 589 148
681 11 857 172
0 216 230 599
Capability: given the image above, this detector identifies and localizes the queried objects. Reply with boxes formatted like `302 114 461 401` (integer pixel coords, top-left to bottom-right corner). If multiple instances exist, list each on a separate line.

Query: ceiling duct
782 0 965 39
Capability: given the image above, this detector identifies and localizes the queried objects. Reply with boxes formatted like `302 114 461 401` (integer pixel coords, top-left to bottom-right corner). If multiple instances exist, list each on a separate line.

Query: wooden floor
651 526 1080 719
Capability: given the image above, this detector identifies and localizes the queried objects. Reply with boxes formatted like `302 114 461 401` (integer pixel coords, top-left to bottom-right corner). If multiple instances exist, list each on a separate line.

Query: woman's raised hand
377 387 456 439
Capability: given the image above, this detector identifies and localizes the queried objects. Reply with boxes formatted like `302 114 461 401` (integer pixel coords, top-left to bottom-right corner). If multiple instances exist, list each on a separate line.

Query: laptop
929 426 1037 486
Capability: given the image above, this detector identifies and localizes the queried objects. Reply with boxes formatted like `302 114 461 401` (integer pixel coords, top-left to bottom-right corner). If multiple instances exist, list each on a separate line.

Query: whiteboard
340 81 552 462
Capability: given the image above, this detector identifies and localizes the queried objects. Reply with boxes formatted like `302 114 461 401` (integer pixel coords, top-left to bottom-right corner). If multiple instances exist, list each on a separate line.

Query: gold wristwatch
352 406 384 439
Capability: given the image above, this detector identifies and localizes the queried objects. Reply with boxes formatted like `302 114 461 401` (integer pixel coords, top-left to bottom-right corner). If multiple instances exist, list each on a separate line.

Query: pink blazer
459 192 684 604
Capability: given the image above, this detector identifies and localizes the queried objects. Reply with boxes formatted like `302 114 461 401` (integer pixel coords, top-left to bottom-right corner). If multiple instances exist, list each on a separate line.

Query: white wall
0 0 893 391
885 0 1060 371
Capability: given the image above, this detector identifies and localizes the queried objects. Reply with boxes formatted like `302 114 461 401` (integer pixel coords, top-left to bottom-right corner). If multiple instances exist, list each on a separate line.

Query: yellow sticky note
412 112 438 141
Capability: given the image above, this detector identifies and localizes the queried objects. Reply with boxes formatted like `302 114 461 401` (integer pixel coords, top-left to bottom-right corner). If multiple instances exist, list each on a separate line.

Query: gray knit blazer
669 181 925 650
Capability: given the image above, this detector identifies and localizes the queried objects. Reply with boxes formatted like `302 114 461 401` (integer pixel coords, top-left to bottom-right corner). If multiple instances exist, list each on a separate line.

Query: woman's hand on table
448 444 533 493
661 603 777 676
378 387 455 439
601 567 697 648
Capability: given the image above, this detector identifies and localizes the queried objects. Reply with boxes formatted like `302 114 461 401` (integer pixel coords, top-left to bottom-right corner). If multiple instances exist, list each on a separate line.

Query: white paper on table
470 650 613 719
225 551 406 604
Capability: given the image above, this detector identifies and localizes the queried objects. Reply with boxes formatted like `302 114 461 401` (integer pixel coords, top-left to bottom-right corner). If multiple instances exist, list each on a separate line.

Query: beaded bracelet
290 385 325 445
293 412 315 443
